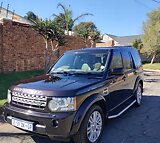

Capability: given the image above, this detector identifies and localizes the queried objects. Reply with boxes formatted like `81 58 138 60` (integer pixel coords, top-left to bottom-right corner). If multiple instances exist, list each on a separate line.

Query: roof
65 46 134 53
106 34 118 39
113 35 140 46
100 34 141 46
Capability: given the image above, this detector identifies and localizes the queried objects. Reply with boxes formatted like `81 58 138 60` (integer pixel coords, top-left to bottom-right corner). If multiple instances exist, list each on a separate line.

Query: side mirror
109 67 124 75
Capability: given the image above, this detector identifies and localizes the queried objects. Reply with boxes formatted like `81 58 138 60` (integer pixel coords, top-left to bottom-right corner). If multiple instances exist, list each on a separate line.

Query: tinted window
121 51 132 71
131 49 141 68
50 52 108 73
111 51 123 69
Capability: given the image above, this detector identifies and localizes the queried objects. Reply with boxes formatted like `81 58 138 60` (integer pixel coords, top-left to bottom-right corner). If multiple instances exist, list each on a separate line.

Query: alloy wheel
87 111 102 143
136 85 142 105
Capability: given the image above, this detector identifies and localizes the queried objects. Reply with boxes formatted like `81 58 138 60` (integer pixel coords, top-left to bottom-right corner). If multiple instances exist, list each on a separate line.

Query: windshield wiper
50 71 74 75
74 72 103 79
51 71 96 76
73 72 93 75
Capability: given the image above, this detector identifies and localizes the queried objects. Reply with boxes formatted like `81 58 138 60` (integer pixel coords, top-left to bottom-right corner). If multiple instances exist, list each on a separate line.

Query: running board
108 100 136 119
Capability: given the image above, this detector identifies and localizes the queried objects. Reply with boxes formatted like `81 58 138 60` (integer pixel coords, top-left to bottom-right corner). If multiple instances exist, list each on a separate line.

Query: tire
73 105 104 143
135 83 142 106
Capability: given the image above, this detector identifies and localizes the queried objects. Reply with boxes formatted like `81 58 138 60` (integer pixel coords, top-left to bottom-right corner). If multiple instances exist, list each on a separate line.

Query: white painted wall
0 8 32 25
102 35 113 42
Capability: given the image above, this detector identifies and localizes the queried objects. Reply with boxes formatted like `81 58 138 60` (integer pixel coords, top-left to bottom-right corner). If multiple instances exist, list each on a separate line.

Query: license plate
11 117 33 131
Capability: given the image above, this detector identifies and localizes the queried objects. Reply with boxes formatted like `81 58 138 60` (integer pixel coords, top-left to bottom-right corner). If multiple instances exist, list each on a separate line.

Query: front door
107 50 129 110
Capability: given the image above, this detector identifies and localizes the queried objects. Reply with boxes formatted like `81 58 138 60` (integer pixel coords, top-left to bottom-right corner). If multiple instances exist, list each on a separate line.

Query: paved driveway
0 70 160 143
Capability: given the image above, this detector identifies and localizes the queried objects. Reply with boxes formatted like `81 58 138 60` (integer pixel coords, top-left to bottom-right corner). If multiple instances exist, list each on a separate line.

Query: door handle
110 80 113 85
122 75 126 80
103 88 109 95
134 71 138 75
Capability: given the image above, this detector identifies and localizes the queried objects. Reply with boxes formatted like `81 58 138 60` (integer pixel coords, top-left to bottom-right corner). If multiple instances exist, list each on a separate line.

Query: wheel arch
134 76 143 93
70 93 107 135
139 80 143 92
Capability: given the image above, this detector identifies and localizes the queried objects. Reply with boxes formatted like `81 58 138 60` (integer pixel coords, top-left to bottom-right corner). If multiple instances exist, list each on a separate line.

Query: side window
110 51 123 69
131 50 141 68
129 52 135 69
121 51 133 71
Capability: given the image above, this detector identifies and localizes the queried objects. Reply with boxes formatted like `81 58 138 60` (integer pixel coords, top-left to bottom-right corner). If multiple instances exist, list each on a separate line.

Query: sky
1 0 159 36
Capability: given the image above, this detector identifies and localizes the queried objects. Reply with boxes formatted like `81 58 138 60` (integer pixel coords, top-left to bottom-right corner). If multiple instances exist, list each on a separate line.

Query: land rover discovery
3 46 143 143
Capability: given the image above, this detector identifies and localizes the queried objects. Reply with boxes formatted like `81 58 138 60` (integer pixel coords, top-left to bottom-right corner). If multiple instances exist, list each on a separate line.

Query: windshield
50 52 108 74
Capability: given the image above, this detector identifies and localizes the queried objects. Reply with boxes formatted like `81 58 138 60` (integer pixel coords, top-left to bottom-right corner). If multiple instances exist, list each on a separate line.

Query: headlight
48 97 76 112
7 90 11 103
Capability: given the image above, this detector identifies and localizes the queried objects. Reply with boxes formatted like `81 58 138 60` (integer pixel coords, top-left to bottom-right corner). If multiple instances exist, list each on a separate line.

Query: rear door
121 50 137 98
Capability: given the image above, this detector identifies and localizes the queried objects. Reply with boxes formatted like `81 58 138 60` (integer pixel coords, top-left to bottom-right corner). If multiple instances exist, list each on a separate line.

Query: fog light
52 120 59 128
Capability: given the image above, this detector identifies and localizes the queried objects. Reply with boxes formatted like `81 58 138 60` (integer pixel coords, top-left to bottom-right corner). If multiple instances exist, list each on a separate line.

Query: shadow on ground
32 136 62 143
101 95 160 143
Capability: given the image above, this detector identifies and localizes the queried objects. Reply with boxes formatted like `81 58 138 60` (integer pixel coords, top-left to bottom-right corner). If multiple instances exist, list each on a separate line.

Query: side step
108 100 136 119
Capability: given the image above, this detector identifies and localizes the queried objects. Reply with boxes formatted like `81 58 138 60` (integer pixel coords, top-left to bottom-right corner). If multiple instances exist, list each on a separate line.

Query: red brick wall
0 19 87 73
96 40 114 47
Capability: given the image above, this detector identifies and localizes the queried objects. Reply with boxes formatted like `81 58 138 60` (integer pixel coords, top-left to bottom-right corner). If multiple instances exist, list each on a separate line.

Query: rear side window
111 51 123 69
131 49 141 68
121 51 133 71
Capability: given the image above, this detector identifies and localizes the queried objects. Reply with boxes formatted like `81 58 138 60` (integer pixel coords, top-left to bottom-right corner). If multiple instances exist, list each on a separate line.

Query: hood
11 74 102 97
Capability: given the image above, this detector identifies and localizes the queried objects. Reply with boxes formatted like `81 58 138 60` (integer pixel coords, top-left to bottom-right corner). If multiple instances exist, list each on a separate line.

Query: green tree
32 18 64 72
53 3 92 35
89 30 101 47
132 39 143 52
73 22 100 47
24 11 38 21
142 7 160 64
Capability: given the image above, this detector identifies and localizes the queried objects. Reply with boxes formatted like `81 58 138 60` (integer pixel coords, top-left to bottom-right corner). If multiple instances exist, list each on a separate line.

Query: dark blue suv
4 46 143 143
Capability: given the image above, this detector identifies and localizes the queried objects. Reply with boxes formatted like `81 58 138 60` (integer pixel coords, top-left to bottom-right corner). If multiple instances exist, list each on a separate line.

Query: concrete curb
143 69 160 72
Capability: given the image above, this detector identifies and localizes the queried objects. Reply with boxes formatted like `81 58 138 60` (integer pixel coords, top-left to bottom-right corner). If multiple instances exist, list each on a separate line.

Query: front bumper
3 103 76 140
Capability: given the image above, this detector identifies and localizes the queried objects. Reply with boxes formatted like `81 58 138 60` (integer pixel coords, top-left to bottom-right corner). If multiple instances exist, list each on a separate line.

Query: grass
143 63 160 70
0 70 44 107
0 99 7 107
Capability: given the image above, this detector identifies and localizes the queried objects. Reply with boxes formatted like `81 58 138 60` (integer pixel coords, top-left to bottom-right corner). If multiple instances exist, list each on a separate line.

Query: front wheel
73 105 104 143
135 84 142 106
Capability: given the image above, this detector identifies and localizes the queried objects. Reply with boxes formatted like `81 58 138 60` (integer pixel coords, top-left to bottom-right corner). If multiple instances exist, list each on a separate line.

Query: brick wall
0 19 87 73
96 40 114 47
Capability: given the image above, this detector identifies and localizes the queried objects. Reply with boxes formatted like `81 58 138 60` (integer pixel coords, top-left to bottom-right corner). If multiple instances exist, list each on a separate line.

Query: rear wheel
73 105 104 143
135 84 142 106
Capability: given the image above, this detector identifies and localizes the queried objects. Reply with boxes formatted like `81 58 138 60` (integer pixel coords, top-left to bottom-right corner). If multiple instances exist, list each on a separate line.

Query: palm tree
53 3 92 35
31 18 64 72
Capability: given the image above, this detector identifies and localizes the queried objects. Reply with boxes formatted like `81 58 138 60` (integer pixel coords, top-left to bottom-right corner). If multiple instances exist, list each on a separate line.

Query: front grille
11 91 47 109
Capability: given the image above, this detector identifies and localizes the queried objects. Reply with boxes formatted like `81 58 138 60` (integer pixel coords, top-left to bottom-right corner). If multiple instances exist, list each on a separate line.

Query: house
96 33 140 47
0 7 32 25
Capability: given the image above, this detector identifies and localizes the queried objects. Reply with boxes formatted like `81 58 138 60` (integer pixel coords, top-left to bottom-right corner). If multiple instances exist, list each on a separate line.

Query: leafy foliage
24 11 38 21
73 22 100 47
89 30 101 47
142 7 160 63
32 19 63 43
132 39 143 52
